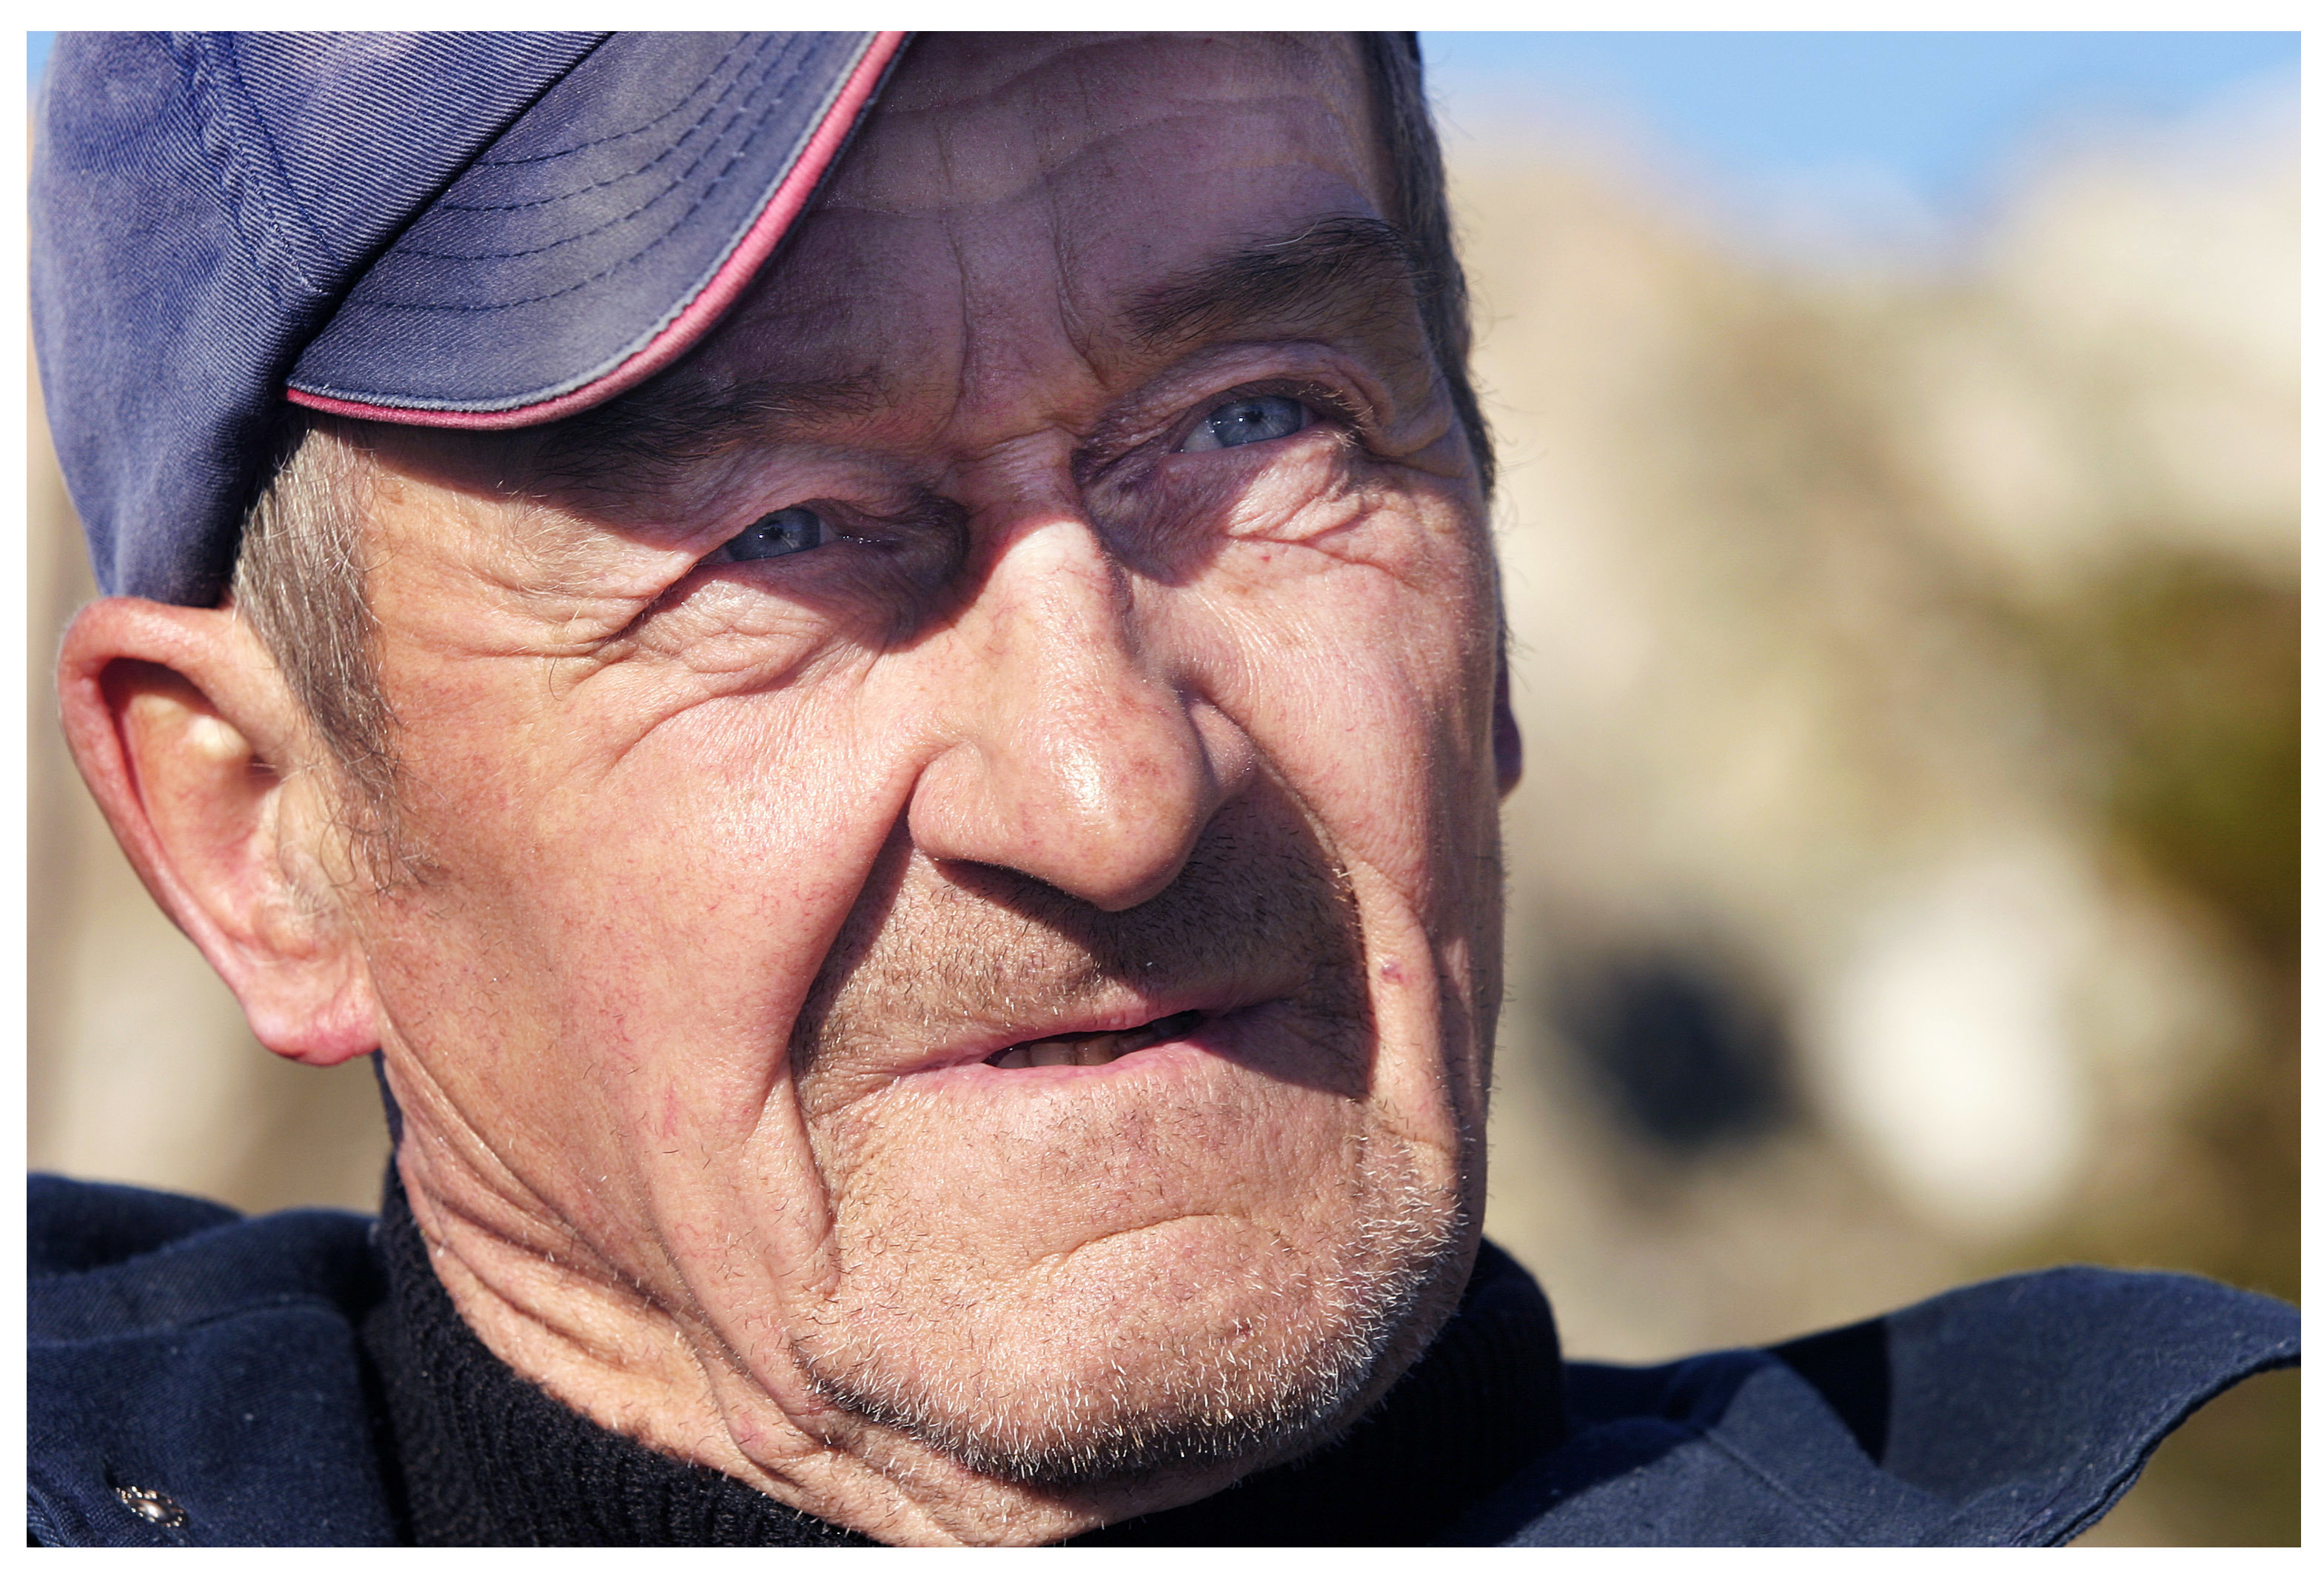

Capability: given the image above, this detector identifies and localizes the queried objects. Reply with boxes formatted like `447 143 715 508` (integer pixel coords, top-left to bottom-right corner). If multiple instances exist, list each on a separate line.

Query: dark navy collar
28 1174 2298 1545
1450 1267 2298 1544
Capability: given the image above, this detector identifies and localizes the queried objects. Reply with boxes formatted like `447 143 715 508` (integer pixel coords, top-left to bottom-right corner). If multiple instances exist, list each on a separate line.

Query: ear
57 596 382 1066
1493 649 1524 798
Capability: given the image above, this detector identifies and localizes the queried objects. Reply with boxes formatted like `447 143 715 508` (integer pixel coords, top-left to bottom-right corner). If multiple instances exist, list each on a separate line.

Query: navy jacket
27 1174 2298 1546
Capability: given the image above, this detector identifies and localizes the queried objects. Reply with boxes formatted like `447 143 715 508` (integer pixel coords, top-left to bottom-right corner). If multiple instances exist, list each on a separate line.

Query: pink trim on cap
287 31 908 432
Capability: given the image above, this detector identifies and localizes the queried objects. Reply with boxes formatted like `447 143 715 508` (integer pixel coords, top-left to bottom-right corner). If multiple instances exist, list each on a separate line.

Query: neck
386 1120 1355 1543
365 1159 1568 1545
361 1166 870 1545
389 1149 1202 1543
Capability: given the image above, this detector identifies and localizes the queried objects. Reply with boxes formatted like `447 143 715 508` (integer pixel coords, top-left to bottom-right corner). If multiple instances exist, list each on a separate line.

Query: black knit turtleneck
358 1176 1567 1545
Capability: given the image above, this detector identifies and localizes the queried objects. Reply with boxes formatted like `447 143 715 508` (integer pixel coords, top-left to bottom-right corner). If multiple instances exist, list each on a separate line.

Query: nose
908 514 1245 912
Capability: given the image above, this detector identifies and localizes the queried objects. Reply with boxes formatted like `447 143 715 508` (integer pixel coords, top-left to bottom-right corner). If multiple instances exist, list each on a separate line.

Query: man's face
343 33 1508 1533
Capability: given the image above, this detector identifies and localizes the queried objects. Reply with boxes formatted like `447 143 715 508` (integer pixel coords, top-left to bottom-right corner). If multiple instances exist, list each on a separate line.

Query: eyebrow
1126 215 1429 355
527 369 888 506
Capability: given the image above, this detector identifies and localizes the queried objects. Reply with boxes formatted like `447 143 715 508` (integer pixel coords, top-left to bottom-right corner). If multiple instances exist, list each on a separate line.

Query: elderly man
28 33 2295 1547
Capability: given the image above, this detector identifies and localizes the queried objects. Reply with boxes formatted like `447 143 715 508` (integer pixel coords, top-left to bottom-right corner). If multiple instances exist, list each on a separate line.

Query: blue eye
1179 394 1310 453
724 506 830 561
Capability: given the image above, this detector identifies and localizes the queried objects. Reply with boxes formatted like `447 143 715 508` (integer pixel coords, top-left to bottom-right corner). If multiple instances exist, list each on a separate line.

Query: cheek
1164 497 1500 901
368 670 930 1139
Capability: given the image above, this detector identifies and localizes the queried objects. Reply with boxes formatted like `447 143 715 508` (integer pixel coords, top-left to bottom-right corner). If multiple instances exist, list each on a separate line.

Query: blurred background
26 31 2299 1544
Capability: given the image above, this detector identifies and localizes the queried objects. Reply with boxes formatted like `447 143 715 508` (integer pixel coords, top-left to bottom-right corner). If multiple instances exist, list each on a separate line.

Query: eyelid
703 502 848 566
699 491 970 583
1079 375 1370 488
1183 379 1369 460
1199 378 1364 435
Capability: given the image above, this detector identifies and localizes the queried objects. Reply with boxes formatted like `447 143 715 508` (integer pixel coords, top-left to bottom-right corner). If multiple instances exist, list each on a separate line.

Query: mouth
982 1008 1208 1070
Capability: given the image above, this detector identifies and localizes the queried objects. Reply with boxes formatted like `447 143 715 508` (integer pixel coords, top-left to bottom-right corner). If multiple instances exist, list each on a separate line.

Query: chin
788 1137 1473 1490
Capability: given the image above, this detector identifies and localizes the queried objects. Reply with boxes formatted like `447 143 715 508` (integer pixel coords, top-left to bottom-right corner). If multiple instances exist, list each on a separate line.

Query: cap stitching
469 32 771 170
434 36 773 215
287 32 895 412
413 39 788 227
173 33 334 307
335 50 814 304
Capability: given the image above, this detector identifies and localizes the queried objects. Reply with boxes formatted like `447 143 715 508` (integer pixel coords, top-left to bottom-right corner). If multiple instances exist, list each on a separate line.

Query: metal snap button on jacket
115 1486 187 1527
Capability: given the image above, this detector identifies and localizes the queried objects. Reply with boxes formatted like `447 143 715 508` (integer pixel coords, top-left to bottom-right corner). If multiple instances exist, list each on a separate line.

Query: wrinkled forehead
691 33 1387 397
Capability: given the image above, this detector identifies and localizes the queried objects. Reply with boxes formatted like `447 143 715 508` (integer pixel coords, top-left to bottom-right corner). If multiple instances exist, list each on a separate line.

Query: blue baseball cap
31 32 908 606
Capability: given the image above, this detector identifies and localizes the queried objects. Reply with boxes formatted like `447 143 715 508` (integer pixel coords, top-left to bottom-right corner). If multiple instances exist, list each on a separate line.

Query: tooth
1074 1034 1122 1066
987 1047 1027 1068
1027 1041 1075 1067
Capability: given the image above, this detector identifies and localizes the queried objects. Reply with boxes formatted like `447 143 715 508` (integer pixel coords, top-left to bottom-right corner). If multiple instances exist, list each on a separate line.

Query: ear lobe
57 597 381 1067
1493 652 1524 798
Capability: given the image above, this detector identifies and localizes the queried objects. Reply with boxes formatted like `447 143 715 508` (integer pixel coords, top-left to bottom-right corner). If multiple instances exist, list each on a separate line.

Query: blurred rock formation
1457 77 2296 1543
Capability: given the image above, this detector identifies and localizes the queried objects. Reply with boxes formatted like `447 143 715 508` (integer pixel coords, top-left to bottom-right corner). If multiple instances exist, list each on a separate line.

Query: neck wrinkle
361 1168 875 1547
361 1168 1568 1545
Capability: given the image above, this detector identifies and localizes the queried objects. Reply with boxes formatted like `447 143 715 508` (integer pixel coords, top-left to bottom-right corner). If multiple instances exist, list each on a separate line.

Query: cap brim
286 31 905 430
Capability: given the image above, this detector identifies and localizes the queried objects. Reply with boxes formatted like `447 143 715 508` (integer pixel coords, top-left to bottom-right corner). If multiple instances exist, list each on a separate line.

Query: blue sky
29 31 2299 238
1418 32 2297 215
